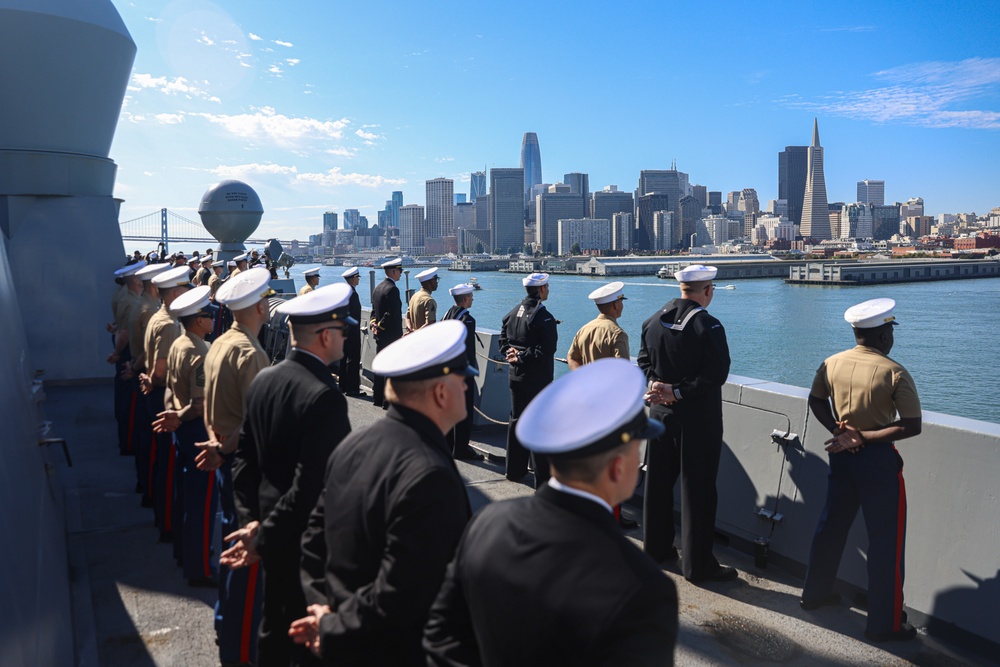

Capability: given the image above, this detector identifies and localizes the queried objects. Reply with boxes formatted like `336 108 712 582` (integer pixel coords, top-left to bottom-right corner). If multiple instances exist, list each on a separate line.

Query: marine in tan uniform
298 267 320 295
230 252 249 278
801 298 922 643
108 261 146 458
406 266 439 332
197 266 273 667
567 281 630 370
195 255 213 286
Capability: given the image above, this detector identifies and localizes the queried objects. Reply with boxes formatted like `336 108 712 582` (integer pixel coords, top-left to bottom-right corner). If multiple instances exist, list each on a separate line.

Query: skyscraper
592 186 634 226
470 170 486 203
490 168 525 253
857 179 885 206
679 195 702 247
521 132 542 217
611 212 633 251
778 145 809 226
399 204 425 255
425 178 455 239
636 193 671 251
799 118 831 240
391 191 403 228
563 172 590 211
343 209 360 230
536 185 585 254
692 184 708 208
638 168 687 226
323 211 338 232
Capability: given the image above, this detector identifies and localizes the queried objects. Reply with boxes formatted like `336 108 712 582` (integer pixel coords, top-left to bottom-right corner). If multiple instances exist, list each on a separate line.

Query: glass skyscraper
470 170 486 203
520 132 542 216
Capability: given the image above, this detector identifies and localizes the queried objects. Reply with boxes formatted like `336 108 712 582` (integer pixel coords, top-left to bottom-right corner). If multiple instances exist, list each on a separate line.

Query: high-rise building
857 179 885 206
705 215 730 245
871 204 901 241
652 211 674 251
399 204 425 254
636 193 671 251
323 211 338 232
591 186 634 223
357 215 369 230
470 170 487 203
563 172 590 211
391 191 403 228
343 209 360 230
692 184 708 208
454 193 467 205
454 202 476 231
474 194 490 230
638 168 687 227
708 191 722 208
778 145 809 226
611 212 633 251
738 188 760 214
841 203 874 239
536 185 585 255
799 118 831 240
679 195 702 247
557 218 611 255
899 197 924 219
425 178 455 239
521 132 542 217
726 191 741 213
490 168 525 253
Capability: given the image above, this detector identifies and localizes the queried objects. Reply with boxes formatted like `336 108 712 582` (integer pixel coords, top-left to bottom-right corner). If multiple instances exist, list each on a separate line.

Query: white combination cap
227 260 237 268
277 283 357 325
381 257 403 268
303 267 321 277
170 285 213 318
588 281 627 305
516 358 664 459
372 320 478 381
201 255 214 264
674 264 718 283
152 265 195 289
844 298 898 329
135 262 173 281
342 266 360 278
233 253 248 263
522 272 549 287
187 256 201 266
415 267 438 282
116 260 147 277
215 267 275 310
449 283 475 296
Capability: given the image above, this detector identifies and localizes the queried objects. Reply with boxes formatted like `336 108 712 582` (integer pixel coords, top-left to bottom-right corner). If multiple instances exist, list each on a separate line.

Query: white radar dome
198 180 264 244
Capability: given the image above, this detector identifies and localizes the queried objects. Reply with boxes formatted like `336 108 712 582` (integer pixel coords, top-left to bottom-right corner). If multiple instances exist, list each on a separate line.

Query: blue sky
110 0 1000 243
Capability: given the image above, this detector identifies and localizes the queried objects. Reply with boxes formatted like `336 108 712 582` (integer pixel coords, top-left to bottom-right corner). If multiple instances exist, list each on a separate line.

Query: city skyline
109 1 999 244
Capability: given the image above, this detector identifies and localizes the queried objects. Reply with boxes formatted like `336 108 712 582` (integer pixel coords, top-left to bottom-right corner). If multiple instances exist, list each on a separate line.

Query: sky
109 0 1000 244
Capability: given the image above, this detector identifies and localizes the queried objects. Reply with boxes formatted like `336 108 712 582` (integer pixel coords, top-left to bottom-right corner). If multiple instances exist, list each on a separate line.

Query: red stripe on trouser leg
126 391 137 453
893 468 907 631
164 443 176 531
241 562 260 664
148 435 157 494
203 471 215 578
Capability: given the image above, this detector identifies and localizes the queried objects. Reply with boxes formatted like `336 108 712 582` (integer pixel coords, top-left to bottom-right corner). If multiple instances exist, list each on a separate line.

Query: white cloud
249 32 263 41
145 17 163 23
197 32 215 46
269 65 284 75
208 163 299 180
355 129 383 144
193 108 350 145
143 171 155 177
295 167 405 188
153 113 185 124
130 73 222 103
325 147 357 157
286 58 300 66
274 40 294 47
779 57 1000 129
435 156 455 162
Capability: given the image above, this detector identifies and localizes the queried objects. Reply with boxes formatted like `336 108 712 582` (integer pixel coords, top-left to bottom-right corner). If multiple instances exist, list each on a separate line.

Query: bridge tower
160 208 169 253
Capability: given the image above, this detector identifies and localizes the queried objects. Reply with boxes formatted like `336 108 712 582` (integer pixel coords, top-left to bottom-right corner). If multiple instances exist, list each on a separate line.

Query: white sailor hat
415 267 439 282
372 320 478 381
522 272 549 287
152 265 195 289
134 262 173 281
277 283 358 326
169 285 213 318
589 281 627 305
216 267 275 310
227 260 237 268
381 257 403 269
233 253 248 263
201 254 214 264
187 256 201 266
342 267 360 278
449 283 475 296
303 267 321 277
516 358 664 459
674 264 718 283
115 260 146 277
844 298 898 329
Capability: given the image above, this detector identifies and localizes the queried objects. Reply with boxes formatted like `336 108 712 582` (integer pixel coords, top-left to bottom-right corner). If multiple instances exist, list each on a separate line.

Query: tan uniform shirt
810 345 921 431
112 283 128 321
209 273 222 298
144 305 182 388
116 290 141 334
567 314 630 366
298 284 315 296
167 330 211 411
128 293 159 371
406 288 437 331
203 321 269 443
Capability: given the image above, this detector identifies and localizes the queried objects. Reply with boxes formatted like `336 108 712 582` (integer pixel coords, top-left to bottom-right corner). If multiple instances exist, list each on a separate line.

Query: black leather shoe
800 592 841 610
454 447 485 461
655 547 679 567
865 623 917 642
694 566 738 583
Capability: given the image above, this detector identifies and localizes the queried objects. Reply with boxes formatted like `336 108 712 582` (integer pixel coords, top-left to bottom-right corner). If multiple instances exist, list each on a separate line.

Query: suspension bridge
119 209 287 252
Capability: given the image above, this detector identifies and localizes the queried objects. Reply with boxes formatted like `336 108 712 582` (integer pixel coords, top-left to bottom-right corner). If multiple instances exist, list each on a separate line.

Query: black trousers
448 376 476 456
643 402 723 580
506 379 550 488
372 334 400 406
339 328 361 395
258 555 321 667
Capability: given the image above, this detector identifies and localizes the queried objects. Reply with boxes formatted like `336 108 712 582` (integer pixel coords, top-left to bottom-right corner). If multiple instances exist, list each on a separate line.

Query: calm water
296 265 1000 425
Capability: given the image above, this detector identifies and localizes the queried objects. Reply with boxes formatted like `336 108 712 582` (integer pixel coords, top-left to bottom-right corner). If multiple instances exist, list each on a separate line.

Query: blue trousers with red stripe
803 444 907 635
215 461 263 666
146 387 177 537
173 420 218 580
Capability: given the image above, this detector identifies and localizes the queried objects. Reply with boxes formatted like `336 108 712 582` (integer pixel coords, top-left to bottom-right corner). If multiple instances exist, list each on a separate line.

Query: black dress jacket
233 348 351 559
498 296 557 384
371 277 403 343
441 305 478 371
300 404 471 666
424 484 679 666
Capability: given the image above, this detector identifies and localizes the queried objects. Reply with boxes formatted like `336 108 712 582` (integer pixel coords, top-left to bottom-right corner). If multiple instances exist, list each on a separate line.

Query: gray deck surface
48 383 990 666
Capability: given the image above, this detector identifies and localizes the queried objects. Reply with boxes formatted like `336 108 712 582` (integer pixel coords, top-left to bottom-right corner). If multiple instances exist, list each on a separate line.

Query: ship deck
50 382 990 666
